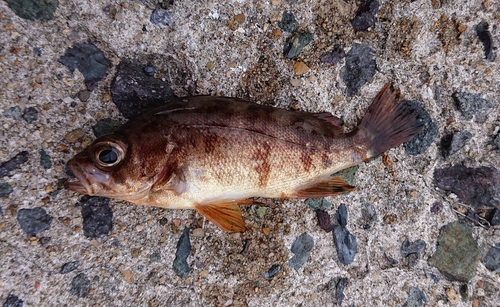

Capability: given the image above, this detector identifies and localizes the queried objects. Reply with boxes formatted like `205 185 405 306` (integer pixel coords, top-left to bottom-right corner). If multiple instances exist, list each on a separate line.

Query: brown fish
65 83 422 232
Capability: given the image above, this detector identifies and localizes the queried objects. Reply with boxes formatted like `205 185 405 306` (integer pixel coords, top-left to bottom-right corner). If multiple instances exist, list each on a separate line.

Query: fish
65 83 422 232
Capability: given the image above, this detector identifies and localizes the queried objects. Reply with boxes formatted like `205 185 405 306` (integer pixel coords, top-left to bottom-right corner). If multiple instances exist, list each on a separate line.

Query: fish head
64 133 160 202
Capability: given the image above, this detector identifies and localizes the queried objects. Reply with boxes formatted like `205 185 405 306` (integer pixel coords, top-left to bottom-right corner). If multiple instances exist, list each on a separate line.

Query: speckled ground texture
1 0 499 306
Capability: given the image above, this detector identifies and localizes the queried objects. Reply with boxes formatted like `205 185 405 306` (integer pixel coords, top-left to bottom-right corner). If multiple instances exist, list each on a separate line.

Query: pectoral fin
294 176 355 198
195 201 247 232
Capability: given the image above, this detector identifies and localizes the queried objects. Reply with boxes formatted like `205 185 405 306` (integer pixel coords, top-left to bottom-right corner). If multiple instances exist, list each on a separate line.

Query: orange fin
294 176 355 198
195 201 246 232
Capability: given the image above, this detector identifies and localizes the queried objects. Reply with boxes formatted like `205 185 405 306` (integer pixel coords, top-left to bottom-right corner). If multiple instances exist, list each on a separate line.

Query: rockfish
65 84 422 232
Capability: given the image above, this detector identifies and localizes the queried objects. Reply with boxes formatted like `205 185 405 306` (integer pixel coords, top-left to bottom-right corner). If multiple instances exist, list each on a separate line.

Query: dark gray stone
3 294 23 307
452 92 494 123
60 261 80 274
79 196 113 238
264 264 281 279
359 202 377 230
440 130 472 157
0 183 13 197
3 106 21 119
69 273 90 298
77 90 91 102
17 207 52 236
402 100 438 156
150 8 172 26
149 251 161 263
494 133 500 150
0 151 29 178
491 209 500 226
332 204 357 265
402 287 427 307
340 43 376 96
22 107 38 123
434 165 500 209
327 277 347 305
288 232 314 270
40 149 52 170
482 242 500 273
401 239 426 258
110 59 174 119
173 227 191 277
59 43 110 91
319 45 345 66
4 0 58 21
350 0 380 31
92 119 122 137
283 32 313 59
428 222 480 282
475 21 495 62
279 11 299 33
143 65 156 76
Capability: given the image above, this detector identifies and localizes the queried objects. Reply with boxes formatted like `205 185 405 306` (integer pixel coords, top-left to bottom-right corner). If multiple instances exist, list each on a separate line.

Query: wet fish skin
65 83 422 232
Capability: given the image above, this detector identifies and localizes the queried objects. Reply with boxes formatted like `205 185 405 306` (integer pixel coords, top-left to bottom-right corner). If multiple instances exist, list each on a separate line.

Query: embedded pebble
482 242 500 273
428 222 479 282
494 133 500 150
359 202 377 230
491 210 500 226
79 196 113 238
22 107 38 123
475 21 494 61
60 261 80 274
332 204 357 265
340 43 376 96
279 11 298 33
434 165 500 209
3 106 22 119
0 151 29 177
403 100 438 156
264 264 281 279
283 32 313 59
150 8 172 26
17 207 53 236
305 198 332 210
192 228 204 237
3 294 23 307
315 209 332 232
59 43 110 91
452 92 494 123
0 182 14 197
440 130 472 157
319 45 345 66
5 0 58 21
40 149 52 170
288 232 314 270
446 288 460 304
328 277 347 305
350 0 380 31
64 129 85 143
293 61 309 75
92 119 122 137
248 205 268 221
77 90 91 102
69 273 90 298
290 78 302 87
143 65 156 76
401 239 426 258
402 287 427 307
111 60 174 119
173 227 191 277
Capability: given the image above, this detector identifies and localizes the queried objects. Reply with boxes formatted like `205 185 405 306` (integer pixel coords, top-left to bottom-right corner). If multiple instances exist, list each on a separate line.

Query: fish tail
360 83 423 158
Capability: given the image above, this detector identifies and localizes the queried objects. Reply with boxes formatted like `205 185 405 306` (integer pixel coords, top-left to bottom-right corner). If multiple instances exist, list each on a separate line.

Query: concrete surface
0 0 499 306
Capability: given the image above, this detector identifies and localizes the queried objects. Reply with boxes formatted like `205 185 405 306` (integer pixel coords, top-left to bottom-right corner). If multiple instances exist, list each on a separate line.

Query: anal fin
294 176 355 198
195 201 247 232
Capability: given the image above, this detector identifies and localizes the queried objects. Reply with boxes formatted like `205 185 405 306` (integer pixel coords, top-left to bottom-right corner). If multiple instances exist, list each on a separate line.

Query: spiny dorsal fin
294 176 355 198
195 201 247 232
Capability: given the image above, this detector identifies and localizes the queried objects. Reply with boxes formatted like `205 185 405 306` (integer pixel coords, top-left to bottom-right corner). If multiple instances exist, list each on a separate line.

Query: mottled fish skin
65 83 422 232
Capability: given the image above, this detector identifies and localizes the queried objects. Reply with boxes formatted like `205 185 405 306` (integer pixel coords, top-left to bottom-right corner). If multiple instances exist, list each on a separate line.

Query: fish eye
92 140 126 168
98 149 118 164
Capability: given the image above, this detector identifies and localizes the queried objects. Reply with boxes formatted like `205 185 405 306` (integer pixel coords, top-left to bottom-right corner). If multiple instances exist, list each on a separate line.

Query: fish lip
64 160 93 195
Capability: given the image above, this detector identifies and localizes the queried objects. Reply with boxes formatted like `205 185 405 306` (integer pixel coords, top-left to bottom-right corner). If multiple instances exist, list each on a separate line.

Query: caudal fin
360 83 423 158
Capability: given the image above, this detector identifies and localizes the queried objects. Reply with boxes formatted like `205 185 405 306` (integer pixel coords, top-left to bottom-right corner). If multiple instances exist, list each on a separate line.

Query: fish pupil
98 149 118 164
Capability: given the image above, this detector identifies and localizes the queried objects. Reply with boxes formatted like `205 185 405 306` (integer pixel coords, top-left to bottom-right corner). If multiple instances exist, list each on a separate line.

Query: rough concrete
1 0 499 306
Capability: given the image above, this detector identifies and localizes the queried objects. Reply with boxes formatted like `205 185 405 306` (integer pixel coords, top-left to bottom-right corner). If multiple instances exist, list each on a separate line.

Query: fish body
65 84 422 232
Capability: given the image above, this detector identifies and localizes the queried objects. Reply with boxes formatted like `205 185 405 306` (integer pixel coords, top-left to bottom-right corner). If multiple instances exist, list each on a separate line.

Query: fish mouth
64 160 98 195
